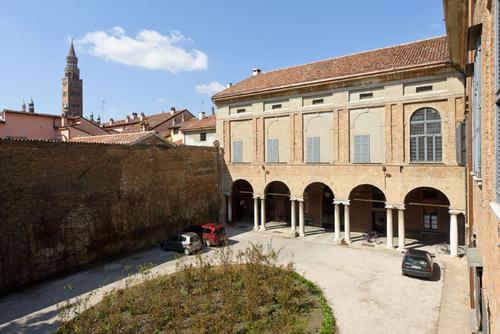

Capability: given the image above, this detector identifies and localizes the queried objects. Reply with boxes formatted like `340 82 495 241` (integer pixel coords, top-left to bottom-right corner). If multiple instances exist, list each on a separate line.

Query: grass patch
56 243 336 333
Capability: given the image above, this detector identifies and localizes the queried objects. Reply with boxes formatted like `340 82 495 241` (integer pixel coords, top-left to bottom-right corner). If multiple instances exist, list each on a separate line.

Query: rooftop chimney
97 115 101 125
198 112 206 120
109 118 114 125
90 113 94 121
252 68 261 76
28 98 35 113
131 112 138 120
21 99 26 112
170 107 176 115
140 112 145 121
125 115 130 123
226 83 232 88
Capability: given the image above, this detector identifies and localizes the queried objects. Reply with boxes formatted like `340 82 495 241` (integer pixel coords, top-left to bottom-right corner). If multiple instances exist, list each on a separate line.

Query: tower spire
68 38 76 57
62 39 83 117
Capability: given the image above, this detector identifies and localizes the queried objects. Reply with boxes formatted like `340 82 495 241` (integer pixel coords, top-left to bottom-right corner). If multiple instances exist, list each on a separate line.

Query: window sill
489 202 500 221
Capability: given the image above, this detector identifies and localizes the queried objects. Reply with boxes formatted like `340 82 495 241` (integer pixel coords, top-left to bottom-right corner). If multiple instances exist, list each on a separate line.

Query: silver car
160 232 203 255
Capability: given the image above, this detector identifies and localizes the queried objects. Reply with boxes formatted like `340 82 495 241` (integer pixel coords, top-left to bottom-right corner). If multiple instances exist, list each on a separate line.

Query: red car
186 223 227 247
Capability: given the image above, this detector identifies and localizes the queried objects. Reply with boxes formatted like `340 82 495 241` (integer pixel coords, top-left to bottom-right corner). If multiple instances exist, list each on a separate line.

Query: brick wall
0 139 221 293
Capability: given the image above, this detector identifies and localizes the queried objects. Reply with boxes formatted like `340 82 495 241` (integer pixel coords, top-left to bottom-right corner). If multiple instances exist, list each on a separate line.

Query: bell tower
62 40 83 117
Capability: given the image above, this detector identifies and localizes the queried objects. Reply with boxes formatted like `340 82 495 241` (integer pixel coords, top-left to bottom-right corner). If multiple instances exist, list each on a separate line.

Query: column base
259 226 266 231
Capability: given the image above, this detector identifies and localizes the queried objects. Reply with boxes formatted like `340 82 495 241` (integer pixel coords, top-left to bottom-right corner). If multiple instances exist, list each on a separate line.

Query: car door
167 235 179 251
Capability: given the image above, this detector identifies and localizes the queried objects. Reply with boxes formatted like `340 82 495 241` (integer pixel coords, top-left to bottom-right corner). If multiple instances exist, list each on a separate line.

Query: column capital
260 195 266 200
385 204 395 209
334 199 350 205
449 209 465 215
253 193 263 199
296 197 304 202
396 204 405 210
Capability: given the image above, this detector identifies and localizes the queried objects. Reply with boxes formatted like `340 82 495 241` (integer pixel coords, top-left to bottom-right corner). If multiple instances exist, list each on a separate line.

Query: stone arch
264 181 291 224
231 179 254 223
348 184 387 233
302 182 335 229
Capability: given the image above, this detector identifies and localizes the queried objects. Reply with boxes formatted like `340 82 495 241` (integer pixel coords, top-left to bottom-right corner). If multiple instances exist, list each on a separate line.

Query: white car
160 232 203 255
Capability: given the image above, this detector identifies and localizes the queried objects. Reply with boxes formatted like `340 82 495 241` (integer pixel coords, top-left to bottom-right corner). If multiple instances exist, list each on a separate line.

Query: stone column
385 204 394 249
343 200 351 243
253 195 259 230
449 209 461 257
290 198 297 236
334 200 341 241
260 196 266 231
226 192 232 224
397 205 405 252
298 198 305 237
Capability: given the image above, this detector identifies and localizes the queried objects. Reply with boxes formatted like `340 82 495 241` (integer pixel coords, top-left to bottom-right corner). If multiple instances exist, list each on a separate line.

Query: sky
0 1 446 122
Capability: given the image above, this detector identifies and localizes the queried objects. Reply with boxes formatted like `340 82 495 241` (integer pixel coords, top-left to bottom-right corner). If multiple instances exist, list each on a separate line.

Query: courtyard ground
0 224 468 334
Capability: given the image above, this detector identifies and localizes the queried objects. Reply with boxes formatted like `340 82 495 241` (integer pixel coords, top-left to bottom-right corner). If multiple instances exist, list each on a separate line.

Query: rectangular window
272 104 282 110
306 137 320 163
266 139 279 162
416 85 433 93
472 36 482 179
354 135 370 163
359 92 373 100
232 140 243 163
236 108 246 113
423 212 438 231
312 98 324 105
200 133 207 141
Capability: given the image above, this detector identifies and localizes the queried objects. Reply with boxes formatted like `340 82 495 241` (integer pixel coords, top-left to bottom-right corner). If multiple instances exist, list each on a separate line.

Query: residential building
102 108 194 144
444 0 500 332
213 36 467 258
180 112 216 146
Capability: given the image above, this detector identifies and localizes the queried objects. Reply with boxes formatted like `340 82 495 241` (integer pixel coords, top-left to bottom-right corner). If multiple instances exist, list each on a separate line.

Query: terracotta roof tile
213 36 450 100
102 110 192 132
68 131 171 145
180 115 216 132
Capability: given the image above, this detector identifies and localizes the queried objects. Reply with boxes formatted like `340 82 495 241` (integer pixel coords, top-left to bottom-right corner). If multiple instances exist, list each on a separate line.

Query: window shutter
362 135 370 163
313 137 320 162
232 141 243 163
306 137 313 162
267 139 279 162
354 136 361 163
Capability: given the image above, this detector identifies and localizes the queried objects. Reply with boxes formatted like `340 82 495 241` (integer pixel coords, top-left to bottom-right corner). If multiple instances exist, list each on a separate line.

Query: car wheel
205 240 211 248
160 242 168 251
184 248 190 256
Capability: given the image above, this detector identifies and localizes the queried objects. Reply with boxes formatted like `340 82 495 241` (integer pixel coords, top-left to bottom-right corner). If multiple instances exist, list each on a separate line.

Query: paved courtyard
0 224 468 334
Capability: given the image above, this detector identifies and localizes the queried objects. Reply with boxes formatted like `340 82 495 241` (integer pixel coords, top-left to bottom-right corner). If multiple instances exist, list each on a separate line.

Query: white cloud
429 23 442 30
157 97 168 103
76 26 208 73
195 81 226 95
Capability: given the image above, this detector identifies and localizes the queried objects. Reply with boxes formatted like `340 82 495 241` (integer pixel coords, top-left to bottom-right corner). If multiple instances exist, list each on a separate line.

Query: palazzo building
213 36 467 257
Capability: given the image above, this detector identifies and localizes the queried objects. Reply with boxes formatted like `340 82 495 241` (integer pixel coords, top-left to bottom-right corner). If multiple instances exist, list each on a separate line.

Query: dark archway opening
349 184 387 233
303 183 335 229
265 181 291 224
232 180 254 223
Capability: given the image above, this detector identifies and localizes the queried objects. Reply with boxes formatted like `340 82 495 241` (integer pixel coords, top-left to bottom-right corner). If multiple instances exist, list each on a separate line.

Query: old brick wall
0 139 221 293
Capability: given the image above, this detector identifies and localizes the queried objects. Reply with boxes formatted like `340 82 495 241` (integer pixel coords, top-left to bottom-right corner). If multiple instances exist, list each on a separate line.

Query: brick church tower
62 40 83 117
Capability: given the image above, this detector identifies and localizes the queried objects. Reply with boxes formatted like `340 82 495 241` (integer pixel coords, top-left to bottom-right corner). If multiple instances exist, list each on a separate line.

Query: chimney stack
21 99 26 112
28 98 35 113
125 115 130 123
170 107 176 115
252 68 261 76
140 112 145 121
226 83 232 88
109 118 114 125
131 112 138 120
198 112 206 120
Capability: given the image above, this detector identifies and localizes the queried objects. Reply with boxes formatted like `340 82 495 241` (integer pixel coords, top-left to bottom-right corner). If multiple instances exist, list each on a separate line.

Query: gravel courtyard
0 224 468 334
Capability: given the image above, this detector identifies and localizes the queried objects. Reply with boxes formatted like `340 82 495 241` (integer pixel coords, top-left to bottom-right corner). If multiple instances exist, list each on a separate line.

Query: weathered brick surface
0 140 220 293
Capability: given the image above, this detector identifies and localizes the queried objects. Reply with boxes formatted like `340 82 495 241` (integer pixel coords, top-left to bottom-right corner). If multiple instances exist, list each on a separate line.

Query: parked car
160 232 203 255
186 223 227 247
401 249 434 279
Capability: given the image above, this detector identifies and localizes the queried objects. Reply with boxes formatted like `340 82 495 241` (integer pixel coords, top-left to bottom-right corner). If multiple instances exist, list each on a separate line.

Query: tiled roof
68 131 173 146
102 110 192 132
180 114 216 132
1 109 60 118
213 36 450 100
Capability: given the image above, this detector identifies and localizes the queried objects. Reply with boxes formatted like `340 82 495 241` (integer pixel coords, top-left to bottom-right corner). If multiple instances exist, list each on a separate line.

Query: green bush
57 243 336 333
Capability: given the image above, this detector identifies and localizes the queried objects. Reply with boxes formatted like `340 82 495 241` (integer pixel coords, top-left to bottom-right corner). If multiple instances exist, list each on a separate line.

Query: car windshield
404 255 428 266
214 228 225 235
190 234 200 242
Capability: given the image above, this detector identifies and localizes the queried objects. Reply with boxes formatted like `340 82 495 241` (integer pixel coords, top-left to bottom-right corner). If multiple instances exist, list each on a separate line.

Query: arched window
410 107 442 162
